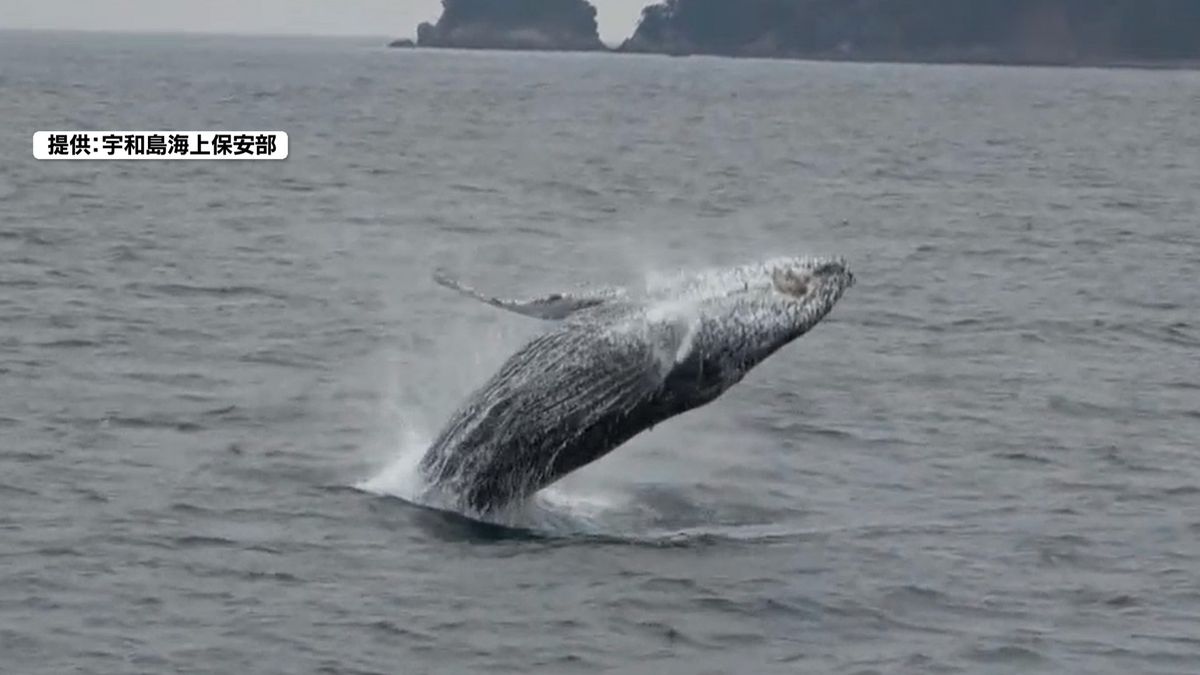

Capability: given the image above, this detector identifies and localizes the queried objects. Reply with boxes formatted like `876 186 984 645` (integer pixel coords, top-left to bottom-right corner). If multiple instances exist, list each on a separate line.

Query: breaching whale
418 256 855 514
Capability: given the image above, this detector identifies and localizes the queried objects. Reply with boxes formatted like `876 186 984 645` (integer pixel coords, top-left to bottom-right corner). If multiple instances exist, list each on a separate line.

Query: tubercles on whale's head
773 258 854 295
694 255 855 378
647 255 853 303
769 257 855 308
762 255 855 337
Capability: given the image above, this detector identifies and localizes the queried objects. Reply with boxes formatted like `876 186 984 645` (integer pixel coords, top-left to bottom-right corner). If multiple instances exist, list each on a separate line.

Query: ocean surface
2 31 1199 674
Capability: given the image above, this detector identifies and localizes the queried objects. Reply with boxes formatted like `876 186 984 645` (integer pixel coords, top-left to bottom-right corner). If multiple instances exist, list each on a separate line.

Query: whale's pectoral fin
433 270 613 320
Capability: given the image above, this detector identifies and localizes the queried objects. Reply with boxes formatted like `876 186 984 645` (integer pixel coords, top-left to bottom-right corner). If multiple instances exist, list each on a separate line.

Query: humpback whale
418 257 855 514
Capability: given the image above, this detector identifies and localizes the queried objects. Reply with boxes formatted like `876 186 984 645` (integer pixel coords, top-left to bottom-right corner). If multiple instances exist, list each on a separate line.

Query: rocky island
414 0 605 52
398 0 1200 68
621 0 1200 66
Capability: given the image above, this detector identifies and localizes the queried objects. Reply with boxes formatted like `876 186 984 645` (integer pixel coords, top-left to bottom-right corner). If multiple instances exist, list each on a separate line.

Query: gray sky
2 0 651 43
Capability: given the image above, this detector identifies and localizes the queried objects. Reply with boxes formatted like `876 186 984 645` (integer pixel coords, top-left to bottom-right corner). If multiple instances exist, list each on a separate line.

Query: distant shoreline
402 0 1200 73
6 27 1194 72
392 42 1200 72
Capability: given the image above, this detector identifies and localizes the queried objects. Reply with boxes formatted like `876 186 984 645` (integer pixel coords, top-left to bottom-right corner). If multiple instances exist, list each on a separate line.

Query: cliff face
417 0 606 52
621 0 1200 65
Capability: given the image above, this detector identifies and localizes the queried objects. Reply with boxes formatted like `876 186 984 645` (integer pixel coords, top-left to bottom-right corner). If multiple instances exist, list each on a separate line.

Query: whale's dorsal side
433 269 623 321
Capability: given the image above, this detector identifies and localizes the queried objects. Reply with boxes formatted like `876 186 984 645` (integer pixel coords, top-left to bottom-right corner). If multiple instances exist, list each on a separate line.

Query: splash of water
350 352 633 533
353 412 816 543
353 256 831 540
354 423 430 502
355 418 631 534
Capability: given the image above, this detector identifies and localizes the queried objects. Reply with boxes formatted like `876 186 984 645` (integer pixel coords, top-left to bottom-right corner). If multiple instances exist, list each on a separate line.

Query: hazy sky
2 0 651 43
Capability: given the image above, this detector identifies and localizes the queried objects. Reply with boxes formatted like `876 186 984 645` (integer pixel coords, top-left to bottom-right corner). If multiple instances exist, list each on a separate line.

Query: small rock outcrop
416 0 606 52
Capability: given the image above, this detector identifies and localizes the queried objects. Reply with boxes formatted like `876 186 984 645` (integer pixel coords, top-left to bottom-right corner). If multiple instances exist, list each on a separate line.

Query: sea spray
355 312 536 506
355 423 432 502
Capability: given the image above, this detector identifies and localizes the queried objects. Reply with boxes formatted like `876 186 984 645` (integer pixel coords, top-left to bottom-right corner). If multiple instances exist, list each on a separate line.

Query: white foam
355 423 430 501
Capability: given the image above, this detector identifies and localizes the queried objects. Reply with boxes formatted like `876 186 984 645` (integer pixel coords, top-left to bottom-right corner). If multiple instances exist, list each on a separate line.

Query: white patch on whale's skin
613 296 704 377
673 315 700 364
418 255 855 515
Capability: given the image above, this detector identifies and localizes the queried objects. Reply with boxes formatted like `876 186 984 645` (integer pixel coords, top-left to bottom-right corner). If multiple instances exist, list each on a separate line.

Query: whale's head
647 256 854 403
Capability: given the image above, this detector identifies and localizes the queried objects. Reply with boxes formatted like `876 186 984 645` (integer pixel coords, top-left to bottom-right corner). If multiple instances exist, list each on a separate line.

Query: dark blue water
2 31 1199 674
